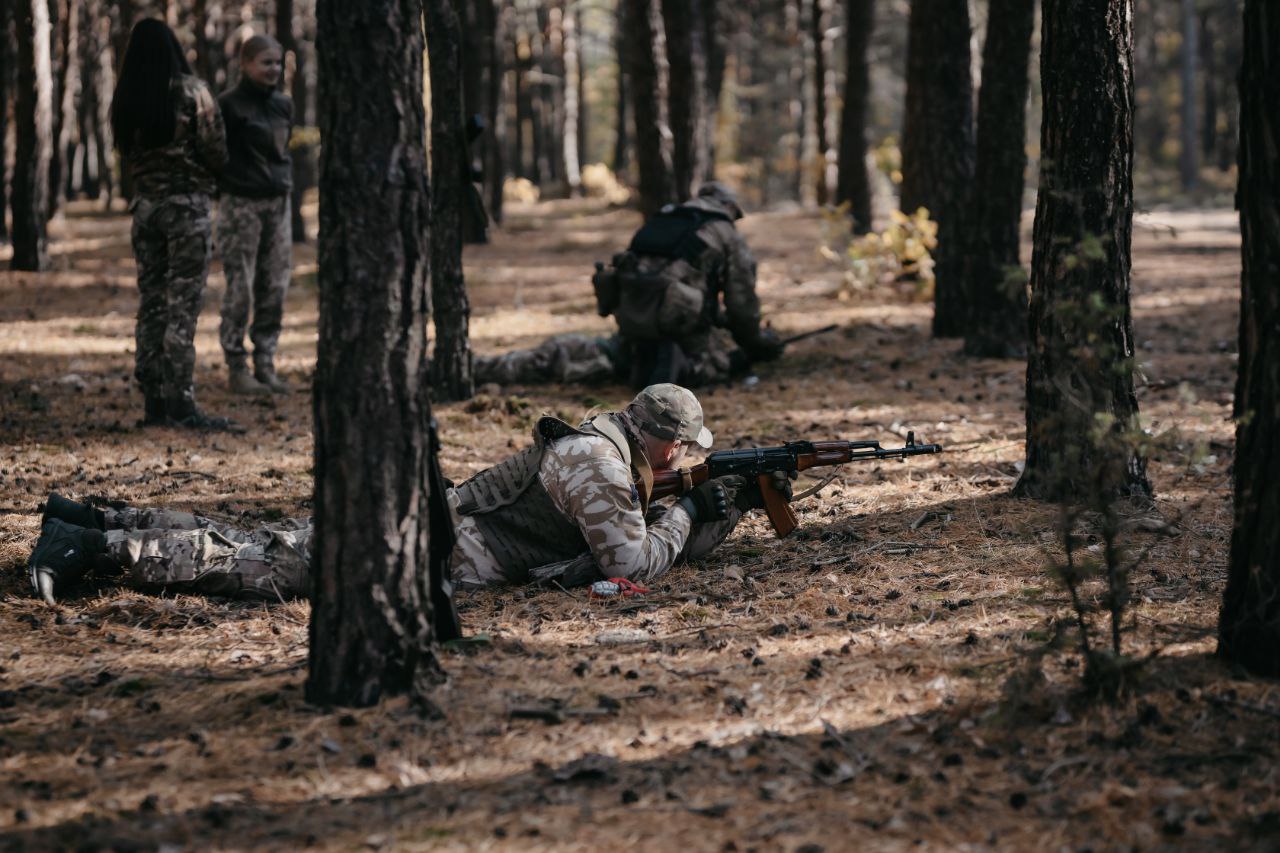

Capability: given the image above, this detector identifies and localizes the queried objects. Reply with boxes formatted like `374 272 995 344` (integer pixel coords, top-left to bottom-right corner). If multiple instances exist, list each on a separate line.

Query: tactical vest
609 205 734 341
451 414 650 583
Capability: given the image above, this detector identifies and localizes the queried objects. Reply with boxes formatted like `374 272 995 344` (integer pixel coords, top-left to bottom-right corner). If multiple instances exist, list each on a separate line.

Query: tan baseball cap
627 384 714 448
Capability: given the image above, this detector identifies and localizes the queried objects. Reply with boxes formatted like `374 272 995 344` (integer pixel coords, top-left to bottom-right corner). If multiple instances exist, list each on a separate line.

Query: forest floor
0 195 1275 852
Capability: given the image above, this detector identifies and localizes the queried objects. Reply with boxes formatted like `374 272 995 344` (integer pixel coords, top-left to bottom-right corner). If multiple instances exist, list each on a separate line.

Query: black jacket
218 79 292 198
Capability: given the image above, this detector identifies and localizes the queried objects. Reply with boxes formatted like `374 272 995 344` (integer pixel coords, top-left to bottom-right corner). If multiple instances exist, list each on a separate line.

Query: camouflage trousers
103 506 312 601
130 193 214 406
217 194 292 370
472 333 617 386
472 330 739 389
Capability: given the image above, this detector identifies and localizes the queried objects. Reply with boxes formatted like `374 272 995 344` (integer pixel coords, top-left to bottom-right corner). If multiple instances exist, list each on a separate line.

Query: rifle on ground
644 431 943 538
779 324 839 347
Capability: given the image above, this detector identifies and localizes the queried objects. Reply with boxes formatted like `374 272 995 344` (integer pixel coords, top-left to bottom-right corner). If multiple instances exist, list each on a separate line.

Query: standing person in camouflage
110 20 233 430
473 183 785 390
216 35 294 395
29 385 794 603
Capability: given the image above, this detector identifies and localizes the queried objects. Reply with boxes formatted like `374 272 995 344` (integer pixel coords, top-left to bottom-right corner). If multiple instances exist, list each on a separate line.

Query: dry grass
0 199 1276 851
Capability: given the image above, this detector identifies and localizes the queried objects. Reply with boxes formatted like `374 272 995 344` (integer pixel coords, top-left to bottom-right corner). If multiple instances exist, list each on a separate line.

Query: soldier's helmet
628 383 714 448
695 182 744 221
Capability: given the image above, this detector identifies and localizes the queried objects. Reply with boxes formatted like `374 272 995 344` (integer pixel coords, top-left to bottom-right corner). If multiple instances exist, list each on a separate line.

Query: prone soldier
28 385 789 603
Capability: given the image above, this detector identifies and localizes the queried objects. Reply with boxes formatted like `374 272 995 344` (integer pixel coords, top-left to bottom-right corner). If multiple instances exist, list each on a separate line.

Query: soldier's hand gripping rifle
645 432 943 537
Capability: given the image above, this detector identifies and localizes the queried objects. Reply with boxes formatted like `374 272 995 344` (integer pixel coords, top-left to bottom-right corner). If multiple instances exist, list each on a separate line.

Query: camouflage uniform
90 386 746 597
473 333 616 386
216 78 294 373
126 74 227 411
103 506 311 601
217 194 292 371
473 184 778 390
450 384 742 588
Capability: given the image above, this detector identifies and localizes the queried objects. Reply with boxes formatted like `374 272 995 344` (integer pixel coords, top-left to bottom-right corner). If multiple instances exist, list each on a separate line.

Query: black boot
142 394 168 426
29 519 108 604
40 493 105 531
167 398 241 432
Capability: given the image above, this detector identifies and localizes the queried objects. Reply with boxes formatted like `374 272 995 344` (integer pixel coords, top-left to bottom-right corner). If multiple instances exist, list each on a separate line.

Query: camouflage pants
473 333 617 386
625 328 738 389
130 193 214 406
103 506 312 601
217 194 292 370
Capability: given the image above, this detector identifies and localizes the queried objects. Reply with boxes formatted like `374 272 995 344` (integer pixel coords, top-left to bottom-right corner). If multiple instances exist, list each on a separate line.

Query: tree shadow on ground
1 648 1272 851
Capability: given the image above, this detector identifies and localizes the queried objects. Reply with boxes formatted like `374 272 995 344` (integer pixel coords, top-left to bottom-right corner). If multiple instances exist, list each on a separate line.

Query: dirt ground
1 195 1276 852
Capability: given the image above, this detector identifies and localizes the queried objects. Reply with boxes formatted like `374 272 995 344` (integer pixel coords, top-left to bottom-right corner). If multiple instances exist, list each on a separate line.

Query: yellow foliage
503 177 541 204
579 163 632 204
819 204 938 300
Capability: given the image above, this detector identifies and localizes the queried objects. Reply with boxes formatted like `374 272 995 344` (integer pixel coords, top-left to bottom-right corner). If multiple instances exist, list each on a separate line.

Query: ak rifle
646 431 943 538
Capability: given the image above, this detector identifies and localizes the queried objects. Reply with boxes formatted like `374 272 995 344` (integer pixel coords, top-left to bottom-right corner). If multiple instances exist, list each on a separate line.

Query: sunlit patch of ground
1 198 1275 850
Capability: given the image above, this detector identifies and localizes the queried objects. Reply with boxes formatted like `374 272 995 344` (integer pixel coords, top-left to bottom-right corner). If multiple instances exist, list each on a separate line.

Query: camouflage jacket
448 413 693 587
126 74 227 199
628 196 767 354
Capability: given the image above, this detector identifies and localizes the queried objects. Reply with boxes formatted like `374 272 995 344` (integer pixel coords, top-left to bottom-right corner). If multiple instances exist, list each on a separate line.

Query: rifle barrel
780 324 839 347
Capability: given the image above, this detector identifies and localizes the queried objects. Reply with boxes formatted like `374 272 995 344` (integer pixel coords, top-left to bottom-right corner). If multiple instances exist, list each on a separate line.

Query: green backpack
594 205 733 341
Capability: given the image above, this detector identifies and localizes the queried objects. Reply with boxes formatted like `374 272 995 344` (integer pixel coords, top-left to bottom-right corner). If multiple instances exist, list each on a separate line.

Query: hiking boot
39 492 105 531
228 367 271 396
254 362 292 395
29 519 108 604
167 399 243 433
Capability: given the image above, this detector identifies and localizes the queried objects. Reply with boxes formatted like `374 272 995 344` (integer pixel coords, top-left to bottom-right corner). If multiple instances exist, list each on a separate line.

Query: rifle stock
645 432 942 537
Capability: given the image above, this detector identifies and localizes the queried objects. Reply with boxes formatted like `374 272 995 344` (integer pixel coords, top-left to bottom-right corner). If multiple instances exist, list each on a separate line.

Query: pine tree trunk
12 0 52 271
1179 0 1199 190
612 0 630 174
47 0 66 218
1014 0 1151 503
701 0 725 172
1219 0 1280 677
426 0 474 402
90 0 113 204
1199 9 1218 160
809 0 828 205
561 1 581 194
0 0 13 240
486 0 505 223
625 0 675 217
961 0 1034 358
574 3 586 169
662 0 708 201
308 0 446 709
835 0 873 232
900 0 974 338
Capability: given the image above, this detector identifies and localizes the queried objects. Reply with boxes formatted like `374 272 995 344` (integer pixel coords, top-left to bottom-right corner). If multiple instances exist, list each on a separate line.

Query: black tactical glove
677 476 742 523
748 327 785 362
734 469 797 513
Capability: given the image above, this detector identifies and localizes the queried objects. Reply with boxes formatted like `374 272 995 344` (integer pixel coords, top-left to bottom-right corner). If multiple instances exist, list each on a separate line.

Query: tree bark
308 0 446 708
1014 0 1151 503
834 0 873 232
700 0 725 174
961 0 1034 358
561 1 581 194
662 0 708 201
900 0 974 338
809 0 828 205
486 0 505 223
612 0 630 174
625 0 676 217
12 0 53 271
426 0 475 402
1198 9 1217 161
0 0 13 240
1179 0 1199 190
1219 0 1280 677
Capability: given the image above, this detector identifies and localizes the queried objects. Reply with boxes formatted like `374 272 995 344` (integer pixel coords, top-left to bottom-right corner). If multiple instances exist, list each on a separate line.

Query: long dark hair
110 19 193 156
